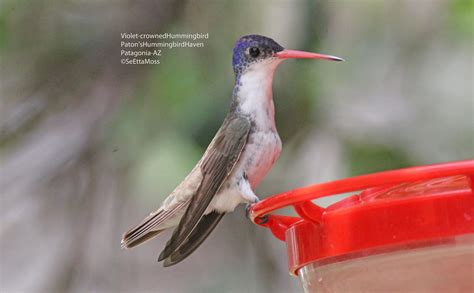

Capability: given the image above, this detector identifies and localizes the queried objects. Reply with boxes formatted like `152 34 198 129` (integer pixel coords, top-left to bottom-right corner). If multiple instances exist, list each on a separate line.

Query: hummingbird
121 34 343 267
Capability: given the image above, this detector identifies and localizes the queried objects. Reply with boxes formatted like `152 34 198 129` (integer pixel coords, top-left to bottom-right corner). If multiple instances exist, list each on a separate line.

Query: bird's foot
245 203 253 220
245 200 269 224
245 196 260 218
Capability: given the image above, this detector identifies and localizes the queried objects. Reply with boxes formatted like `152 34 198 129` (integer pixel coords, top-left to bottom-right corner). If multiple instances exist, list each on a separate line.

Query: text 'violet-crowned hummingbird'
121 34 343 267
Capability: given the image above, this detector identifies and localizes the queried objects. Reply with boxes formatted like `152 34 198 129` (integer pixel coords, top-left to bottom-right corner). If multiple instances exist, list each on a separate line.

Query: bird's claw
245 203 269 224
245 203 253 220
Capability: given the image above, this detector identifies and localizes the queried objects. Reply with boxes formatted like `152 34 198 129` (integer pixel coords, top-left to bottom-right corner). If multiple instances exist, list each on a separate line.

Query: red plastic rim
249 160 474 275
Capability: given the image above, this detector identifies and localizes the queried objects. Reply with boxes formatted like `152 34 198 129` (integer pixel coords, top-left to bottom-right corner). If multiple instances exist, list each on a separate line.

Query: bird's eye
249 47 260 58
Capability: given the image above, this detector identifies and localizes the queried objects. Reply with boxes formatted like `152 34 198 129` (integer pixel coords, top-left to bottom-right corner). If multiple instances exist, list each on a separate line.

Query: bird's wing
158 115 251 262
163 211 225 267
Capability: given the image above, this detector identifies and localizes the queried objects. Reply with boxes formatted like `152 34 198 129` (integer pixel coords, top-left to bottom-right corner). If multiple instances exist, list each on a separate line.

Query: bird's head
232 34 343 77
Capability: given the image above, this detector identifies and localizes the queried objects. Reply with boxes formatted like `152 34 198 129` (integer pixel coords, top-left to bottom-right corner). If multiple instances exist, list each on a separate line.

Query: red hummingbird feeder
249 160 474 292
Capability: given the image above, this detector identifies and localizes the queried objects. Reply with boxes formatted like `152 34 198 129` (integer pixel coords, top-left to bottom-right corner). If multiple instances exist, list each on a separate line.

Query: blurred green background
1 0 472 292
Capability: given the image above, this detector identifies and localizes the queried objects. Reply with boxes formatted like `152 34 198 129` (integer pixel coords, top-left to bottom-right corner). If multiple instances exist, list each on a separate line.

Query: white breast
240 130 281 189
235 58 283 188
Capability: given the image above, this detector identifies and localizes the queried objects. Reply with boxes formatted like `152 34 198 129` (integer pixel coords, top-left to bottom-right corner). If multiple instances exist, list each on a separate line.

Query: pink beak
275 50 344 62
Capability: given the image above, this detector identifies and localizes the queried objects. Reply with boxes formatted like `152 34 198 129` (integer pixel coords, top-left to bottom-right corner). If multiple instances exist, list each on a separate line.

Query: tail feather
122 229 164 248
121 210 167 248
122 201 187 248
